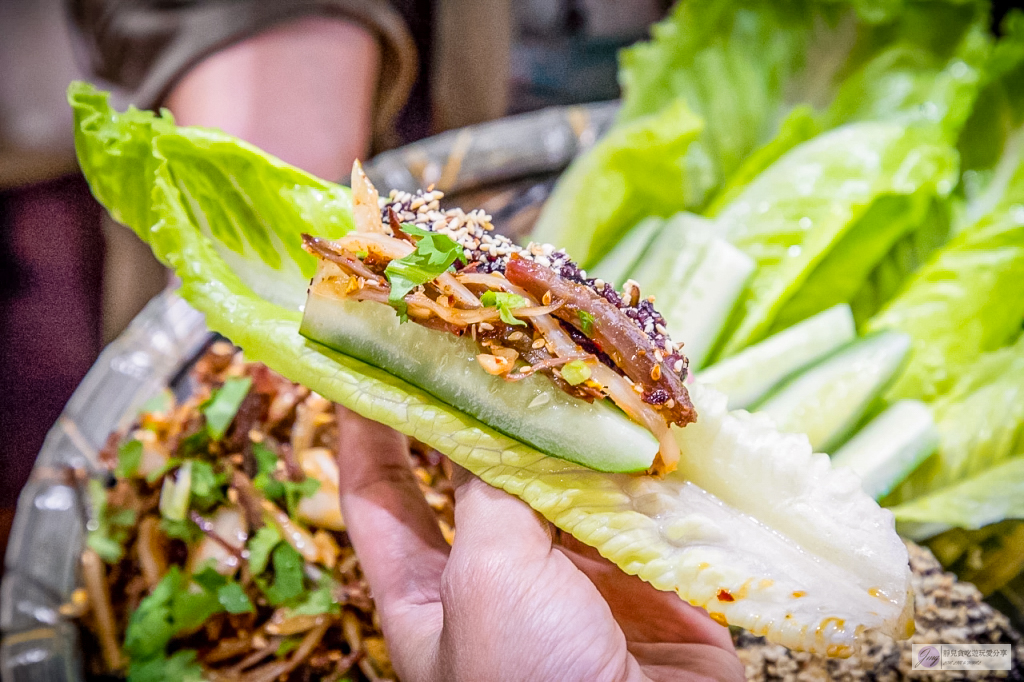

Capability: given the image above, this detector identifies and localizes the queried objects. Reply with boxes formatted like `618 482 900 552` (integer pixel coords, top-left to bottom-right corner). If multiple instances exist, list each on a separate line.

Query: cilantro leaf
283 476 320 517
115 438 143 479
124 567 184 659
189 459 228 511
577 310 596 337
261 542 305 605
171 588 222 633
160 517 202 543
202 376 252 439
191 564 228 592
247 525 282 575
385 224 466 322
289 582 340 617
86 478 137 563
251 443 319 515
480 290 528 327
217 582 255 614
128 649 205 682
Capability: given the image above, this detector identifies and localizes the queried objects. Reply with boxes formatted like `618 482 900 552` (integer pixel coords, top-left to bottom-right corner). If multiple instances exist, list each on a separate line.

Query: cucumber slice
831 399 937 500
660 238 754 370
628 212 715 303
697 304 856 410
755 331 911 453
590 216 664 286
300 292 659 472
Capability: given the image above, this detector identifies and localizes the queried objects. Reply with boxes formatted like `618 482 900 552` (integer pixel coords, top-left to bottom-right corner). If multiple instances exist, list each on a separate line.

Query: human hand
334 407 745 682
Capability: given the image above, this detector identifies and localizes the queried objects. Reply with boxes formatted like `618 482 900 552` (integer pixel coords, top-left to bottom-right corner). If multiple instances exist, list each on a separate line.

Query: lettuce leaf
887 334 1024 505
891 456 1024 531
528 99 703 266
716 121 959 355
70 82 912 653
865 187 1024 401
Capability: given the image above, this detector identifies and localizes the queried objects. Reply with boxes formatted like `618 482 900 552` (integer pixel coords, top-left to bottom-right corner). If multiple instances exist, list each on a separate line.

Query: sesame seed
651 365 662 381
508 331 524 342
479 322 494 331
674 360 684 373
542 291 552 306
532 339 546 349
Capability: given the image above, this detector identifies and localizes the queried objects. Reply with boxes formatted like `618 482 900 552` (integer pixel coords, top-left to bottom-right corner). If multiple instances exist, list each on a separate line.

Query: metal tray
0 101 616 682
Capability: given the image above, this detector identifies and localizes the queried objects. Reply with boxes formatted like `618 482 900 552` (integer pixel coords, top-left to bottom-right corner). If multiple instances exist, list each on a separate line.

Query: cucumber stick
628 213 714 303
660 239 754 370
590 216 664 286
300 292 659 472
698 305 856 409
755 331 911 453
831 399 937 500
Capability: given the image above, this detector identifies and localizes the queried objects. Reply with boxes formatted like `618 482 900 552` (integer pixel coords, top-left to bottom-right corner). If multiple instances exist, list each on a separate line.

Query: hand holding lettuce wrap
69 82 913 656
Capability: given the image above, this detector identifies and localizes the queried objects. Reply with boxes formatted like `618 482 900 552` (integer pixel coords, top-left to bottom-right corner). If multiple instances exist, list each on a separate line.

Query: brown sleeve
69 0 417 145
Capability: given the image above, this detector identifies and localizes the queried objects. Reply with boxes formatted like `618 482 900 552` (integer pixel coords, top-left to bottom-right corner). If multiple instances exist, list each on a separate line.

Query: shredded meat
505 255 696 426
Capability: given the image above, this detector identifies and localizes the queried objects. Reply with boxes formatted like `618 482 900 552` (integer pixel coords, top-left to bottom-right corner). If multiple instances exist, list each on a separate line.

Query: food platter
0 102 616 682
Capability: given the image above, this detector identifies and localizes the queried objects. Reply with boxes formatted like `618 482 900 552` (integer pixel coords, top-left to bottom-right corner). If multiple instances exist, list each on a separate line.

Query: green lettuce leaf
716 121 959 355
618 0 986 206
891 456 1024 531
865 186 1024 401
69 82 913 654
528 99 703 266
769 191 945 332
887 334 1024 505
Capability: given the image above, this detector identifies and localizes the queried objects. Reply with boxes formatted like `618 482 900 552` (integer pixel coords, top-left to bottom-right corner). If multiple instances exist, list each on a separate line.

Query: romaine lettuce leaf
887 334 1024 504
891 456 1024 531
865 189 1024 401
70 82 912 654
769 191 942 332
528 99 703 266
716 121 959 355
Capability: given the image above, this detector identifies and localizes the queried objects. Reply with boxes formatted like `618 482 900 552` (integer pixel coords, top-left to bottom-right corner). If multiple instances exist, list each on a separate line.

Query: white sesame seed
674 360 684 373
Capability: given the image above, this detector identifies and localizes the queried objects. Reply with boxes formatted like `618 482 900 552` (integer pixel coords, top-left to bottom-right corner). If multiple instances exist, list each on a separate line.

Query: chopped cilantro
125 564 255 671
260 542 305 605
247 525 282 575
577 310 596 337
289 581 340 617
216 582 255 614
385 223 466 322
115 438 143 479
561 360 592 386
86 478 136 563
202 376 252 439
170 588 222 633
160 517 202 543
284 476 321 517
480 290 528 327
127 649 205 682
190 565 255 615
176 431 210 459
251 442 320 516
189 459 228 511
124 567 184 659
